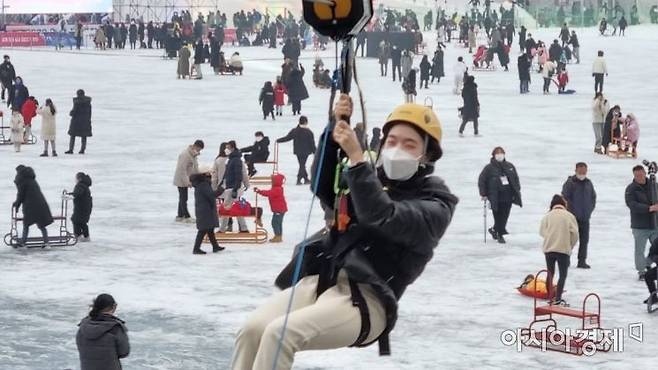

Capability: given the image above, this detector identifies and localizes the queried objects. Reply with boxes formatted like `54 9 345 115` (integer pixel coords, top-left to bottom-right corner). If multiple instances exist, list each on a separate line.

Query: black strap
378 334 391 356
348 279 371 347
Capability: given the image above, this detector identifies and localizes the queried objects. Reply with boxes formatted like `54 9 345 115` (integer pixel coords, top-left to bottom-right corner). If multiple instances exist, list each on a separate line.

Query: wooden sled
206 193 268 244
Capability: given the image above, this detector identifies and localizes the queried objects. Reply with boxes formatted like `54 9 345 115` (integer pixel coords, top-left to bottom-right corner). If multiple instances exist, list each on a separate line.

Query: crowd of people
4 3 658 370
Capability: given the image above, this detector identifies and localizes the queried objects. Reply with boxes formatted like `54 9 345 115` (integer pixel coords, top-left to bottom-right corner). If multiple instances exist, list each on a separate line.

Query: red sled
218 199 252 217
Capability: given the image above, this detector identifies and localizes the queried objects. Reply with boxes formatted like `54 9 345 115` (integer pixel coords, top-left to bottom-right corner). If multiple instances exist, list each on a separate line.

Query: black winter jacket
192 174 220 230
7 82 28 110
461 81 479 120
518 54 531 81
69 96 93 137
0 61 16 84
241 137 270 163
76 314 130 370
71 174 93 224
277 125 316 157
478 158 522 210
224 150 245 191
259 87 275 113
13 166 53 228
278 132 457 349
625 180 658 229
286 66 309 102
561 175 596 221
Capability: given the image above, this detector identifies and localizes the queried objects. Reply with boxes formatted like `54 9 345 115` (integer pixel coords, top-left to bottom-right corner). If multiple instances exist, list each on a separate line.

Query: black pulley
303 0 374 40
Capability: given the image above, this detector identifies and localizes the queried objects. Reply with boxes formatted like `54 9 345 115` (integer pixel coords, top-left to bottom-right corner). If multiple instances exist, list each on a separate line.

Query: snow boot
577 260 591 269
269 235 283 243
213 245 226 253
488 227 499 241
64 150 74 154
193 248 207 255
52 151 58 157
497 235 506 244
40 152 48 157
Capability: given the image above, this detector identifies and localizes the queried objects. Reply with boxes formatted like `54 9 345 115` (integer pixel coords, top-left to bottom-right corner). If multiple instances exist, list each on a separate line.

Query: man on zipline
231 94 458 370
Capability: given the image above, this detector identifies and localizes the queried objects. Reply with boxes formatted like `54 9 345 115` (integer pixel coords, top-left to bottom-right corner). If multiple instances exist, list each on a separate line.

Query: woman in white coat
37 98 57 157
591 93 610 154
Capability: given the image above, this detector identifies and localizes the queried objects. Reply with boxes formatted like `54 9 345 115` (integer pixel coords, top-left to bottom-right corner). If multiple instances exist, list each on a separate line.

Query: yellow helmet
383 103 442 143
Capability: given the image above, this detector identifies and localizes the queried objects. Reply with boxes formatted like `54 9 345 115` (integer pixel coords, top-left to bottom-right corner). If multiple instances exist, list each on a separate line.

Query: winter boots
577 260 591 269
489 227 506 244
269 235 283 243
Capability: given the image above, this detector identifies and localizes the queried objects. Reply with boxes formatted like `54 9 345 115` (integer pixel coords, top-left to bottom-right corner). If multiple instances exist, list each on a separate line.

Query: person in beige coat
591 92 610 154
10 107 24 152
37 98 57 157
540 194 579 305
94 28 106 50
174 140 204 222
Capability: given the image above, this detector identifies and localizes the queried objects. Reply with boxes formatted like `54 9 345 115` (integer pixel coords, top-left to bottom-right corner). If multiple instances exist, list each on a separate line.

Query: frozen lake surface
1 24 658 370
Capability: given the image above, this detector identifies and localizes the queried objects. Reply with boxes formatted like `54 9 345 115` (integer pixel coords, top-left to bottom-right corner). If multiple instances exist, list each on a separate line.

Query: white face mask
255 136 263 142
224 149 231 156
379 147 421 181
576 174 587 181
495 153 505 162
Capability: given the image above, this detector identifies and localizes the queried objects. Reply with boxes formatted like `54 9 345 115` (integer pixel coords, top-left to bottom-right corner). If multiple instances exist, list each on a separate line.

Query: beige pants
231 270 387 370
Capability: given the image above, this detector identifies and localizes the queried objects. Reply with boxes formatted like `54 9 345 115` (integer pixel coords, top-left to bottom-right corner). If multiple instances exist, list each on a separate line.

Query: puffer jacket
478 158 522 211
540 205 579 255
71 173 93 224
13 165 53 228
592 97 610 123
76 314 130 370
278 132 458 351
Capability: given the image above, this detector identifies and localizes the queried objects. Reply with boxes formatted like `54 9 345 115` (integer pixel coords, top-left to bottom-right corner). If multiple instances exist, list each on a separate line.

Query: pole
483 199 487 243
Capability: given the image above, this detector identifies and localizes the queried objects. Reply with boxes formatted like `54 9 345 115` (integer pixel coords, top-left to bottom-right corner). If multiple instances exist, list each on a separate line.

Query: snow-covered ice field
1 24 658 370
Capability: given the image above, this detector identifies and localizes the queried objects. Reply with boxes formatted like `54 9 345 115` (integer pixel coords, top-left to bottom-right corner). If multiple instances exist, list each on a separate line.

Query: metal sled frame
0 113 37 145
4 190 77 248
206 193 268 245
250 143 280 186
520 270 611 356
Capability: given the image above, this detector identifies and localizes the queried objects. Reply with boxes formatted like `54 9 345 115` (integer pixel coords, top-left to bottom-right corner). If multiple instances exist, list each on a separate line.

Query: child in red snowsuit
20 96 37 142
557 69 569 93
273 78 287 116
254 173 287 243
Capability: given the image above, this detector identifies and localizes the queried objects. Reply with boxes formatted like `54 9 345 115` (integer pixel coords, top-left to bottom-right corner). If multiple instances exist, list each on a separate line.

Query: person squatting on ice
230 95 458 370
76 294 130 370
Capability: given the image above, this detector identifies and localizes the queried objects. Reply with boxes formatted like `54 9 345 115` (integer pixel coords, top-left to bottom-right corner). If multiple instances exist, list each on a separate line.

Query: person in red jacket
273 77 287 116
21 96 37 142
557 68 569 93
254 173 287 243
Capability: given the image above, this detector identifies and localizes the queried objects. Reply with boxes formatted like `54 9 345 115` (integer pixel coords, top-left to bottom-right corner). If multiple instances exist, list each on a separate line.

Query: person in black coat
219 141 249 233
241 131 270 177
282 38 301 64
193 39 205 79
524 34 537 56
210 37 221 74
259 81 275 120
128 21 138 49
190 172 224 254
459 75 480 136
69 172 93 242
601 105 621 154
286 64 308 116
66 89 93 154
561 163 597 268
390 45 402 81
277 115 316 185
7 76 28 110
548 39 562 62
430 47 445 83
419 55 431 89
76 294 130 370
231 95 458 368
517 53 531 94
625 165 658 279
0 55 16 101
518 26 527 52
13 165 53 247
478 147 522 244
